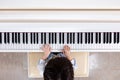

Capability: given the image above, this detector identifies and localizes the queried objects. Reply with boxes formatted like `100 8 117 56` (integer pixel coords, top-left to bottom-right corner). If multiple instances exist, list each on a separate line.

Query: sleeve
37 59 46 77
71 58 78 70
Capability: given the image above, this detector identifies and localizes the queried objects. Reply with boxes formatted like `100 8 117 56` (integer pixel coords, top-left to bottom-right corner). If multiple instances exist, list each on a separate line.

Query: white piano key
74 32 78 50
46 32 49 44
52 33 55 50
56 32 60 50
54 33 57 50
50 33 53 49
64 32 67 47
1 32 120 52
71 33 74 50
60 32 63 50
2 32 4 45
112 32 115 44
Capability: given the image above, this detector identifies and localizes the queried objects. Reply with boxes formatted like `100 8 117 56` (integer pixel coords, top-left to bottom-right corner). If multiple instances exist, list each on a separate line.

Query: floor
0 52 120 80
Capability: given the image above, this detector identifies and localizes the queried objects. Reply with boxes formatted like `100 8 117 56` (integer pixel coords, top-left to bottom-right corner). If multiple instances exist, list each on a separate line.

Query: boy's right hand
41 44 51 60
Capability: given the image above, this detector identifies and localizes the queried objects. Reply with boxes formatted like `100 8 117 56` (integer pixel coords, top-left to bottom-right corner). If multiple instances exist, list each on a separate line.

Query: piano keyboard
0 32 120 52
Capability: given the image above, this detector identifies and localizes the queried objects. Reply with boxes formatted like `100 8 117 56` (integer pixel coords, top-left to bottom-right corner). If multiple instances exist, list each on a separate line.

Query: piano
0 23 120 52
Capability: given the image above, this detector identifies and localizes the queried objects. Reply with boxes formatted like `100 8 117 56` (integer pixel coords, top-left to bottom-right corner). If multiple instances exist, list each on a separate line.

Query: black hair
44 57 74 80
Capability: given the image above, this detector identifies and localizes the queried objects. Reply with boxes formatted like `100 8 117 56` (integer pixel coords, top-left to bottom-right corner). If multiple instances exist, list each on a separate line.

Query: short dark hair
44 57 74 80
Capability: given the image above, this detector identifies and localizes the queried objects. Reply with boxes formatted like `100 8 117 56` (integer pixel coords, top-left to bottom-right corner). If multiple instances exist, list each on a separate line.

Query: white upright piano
0 0 120 78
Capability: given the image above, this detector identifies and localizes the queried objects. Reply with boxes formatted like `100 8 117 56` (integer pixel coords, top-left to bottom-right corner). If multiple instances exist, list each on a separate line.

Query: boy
37 44 77 80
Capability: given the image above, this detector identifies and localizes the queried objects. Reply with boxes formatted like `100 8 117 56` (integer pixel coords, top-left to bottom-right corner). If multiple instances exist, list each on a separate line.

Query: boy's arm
37 59 46 76
66 55 78 70
63 45 77 70
71 58 78 70
37 44 51 76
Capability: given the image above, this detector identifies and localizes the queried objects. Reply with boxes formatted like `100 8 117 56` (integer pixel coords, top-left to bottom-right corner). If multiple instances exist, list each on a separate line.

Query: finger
68 46 70 50
40 46 43 50
49 47 52 51
64 45 67 48
41 46 44 50
47 44 51 49
64 45 67 49
45 44 48 48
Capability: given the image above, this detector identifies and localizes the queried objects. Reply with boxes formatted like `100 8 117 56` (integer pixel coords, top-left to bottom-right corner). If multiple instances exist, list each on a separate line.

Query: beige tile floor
28 52 89 78
0 52 120 80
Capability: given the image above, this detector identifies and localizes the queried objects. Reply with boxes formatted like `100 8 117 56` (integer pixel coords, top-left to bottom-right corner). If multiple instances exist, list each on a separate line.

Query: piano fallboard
0 23 120 32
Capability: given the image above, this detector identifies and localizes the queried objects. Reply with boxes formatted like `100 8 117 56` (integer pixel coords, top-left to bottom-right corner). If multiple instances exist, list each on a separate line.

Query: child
37 44 77 80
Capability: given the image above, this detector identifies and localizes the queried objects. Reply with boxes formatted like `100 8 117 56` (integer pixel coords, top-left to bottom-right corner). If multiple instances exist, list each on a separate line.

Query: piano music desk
28 52 89 78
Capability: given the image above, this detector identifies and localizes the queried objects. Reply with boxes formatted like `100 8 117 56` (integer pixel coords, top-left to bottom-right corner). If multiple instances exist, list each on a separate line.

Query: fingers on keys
41 44 51 51
64 45 70 51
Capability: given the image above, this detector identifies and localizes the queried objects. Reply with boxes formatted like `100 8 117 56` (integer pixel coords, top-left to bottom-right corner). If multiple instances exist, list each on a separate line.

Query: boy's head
44 57 74 80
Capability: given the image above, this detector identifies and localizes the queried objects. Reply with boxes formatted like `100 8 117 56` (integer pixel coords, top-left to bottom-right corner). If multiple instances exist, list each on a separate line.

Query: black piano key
0 33 2 44
106 32 109 44
98 32 101 44
106 32 108 43
36 33 39 44
77 33 79 44
30 33 32 44
26 33 28 44
12 33 14 44
73 33 75 44
109 32 112 43
67 33 69 44
107 32 109 43
4 33 6 44
15 33 18 44
49 33 51 44
108 32 110 43
41 33 43 44
7 33 10 44
23 33 25 44
33 33 35 44
103 32 105 43
59 33 62 44
44 33 46 44
105 32 107 43
117 32 119 43
18 33 20 44
60 33 62 44
70 33 72 44
51 33 54 44
80 33 83 44
55 33 57 44
85 33 87 44
114 32 116 43
62 33 64 44
95 33 98 43
91 33 93 44
88 33 90 44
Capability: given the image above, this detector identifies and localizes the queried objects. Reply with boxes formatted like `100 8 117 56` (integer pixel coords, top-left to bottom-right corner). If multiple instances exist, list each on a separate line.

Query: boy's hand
63 45 73 61
41 44 51 60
